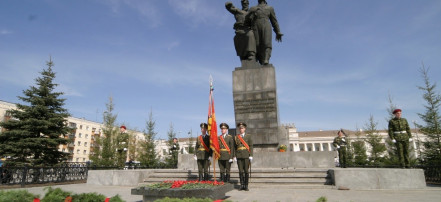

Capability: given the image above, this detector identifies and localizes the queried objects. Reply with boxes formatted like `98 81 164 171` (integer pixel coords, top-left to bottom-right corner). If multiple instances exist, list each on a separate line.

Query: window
314 143 321 151
323 143 329 151
79 133 82 138
86 126 89 130
83 158 86 162
79 125 83 129
76 158 79 162
299 144 305 151
83 150 87 154
84 142 88 147
78 141 81 146
77 149 80 154
85 134 89 139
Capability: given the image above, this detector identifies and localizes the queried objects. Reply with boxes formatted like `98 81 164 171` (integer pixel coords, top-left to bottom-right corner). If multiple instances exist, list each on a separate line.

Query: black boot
225 174 230 183
219 173 224 182
204 173 209 181
239 173 244 191
198 173 203 181
244 173 249 191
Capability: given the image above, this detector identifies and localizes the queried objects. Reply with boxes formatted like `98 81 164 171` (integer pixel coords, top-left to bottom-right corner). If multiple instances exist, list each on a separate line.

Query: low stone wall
178 151 336 170
87 169 155 186
329 168 427 190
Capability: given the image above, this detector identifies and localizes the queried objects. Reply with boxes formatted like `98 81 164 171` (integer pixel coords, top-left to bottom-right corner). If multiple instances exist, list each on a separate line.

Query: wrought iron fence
0 163 88 187
416 165 441 184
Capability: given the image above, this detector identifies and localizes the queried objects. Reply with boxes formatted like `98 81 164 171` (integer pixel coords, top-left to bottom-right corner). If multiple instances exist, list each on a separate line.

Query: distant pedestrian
388 109 412 168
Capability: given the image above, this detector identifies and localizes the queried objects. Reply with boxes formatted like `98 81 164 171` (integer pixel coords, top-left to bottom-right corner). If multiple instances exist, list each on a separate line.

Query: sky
1 0 441 140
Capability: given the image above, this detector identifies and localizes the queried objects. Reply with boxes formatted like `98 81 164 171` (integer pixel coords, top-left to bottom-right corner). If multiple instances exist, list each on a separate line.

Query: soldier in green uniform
117 125 129 168
170 138 180 168
332 129 347 168
235 122 253 191
194 123 212 181
388 109 412 168
218 123 235 182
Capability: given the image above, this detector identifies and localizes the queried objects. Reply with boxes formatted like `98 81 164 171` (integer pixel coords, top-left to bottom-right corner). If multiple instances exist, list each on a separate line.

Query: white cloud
0 29 13 35
168 0 225 27
98 0 162 27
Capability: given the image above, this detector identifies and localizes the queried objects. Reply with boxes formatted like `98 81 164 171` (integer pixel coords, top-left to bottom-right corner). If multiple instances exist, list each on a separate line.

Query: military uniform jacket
388 117 411 141
218 134 235 161
195 134 212 160
333 136 347 148
235 133 253 159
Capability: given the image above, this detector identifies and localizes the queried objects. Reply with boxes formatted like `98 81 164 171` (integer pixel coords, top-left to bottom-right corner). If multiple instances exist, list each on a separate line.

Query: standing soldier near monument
194 123 212 181
235 122 253 191
218 123 235 182
333 129 347 168
388 109 412 168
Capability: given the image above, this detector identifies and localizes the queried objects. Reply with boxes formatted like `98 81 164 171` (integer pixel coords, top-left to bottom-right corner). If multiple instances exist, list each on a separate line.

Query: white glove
409 138 413 142
336 145 340 149
194 156 197 160
208 157 212 161
229 159 233 163
342 138 346 142
233 157 237 162
392 139 397 143
249 156 253 162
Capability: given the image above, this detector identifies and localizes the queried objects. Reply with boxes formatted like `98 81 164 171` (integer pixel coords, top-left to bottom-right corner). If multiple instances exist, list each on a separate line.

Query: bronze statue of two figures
226 0 283 65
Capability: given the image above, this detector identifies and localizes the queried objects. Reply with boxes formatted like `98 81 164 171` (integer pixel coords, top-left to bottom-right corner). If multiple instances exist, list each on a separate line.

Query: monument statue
225 0 256 62
245 0 283 65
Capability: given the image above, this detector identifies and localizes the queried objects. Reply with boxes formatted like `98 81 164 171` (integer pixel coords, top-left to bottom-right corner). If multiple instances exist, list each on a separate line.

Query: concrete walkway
7 183 441 202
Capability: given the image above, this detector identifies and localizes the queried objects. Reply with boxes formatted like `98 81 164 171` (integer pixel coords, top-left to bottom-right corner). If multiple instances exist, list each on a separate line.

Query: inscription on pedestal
232 65 280 149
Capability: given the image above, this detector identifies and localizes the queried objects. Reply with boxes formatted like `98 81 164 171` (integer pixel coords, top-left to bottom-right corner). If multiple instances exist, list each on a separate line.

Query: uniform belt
340 145 346 147
220 149 229 151
393 131 407 134
237 146 247 150
198 148 207 151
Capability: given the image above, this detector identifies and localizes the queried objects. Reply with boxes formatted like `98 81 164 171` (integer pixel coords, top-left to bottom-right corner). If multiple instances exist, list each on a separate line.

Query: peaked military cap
120 125 126 129
220 123 229 129
237 122 247 128
200 123 208 129
393 109 402 114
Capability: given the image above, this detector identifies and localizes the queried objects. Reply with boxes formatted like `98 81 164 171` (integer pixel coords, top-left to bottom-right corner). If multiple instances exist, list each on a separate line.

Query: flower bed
132 180 234 202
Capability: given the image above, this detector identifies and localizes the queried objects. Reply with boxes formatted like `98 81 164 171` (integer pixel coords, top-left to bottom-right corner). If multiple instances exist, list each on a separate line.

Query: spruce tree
416 65 441 165
139 110 158 168
165 122 178 168
0 58 70 166
352 128 368 166
364 115 387 166
89 97 118 166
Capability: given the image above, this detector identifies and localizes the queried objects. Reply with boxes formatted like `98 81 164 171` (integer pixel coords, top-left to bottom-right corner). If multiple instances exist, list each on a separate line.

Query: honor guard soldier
194 123 212 181
218 123 235 182
388 109 412 168
333 129 347 168
235 122 253 191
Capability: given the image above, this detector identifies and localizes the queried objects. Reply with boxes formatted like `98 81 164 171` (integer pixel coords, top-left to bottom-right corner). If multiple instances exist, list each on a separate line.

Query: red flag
208 78 220 159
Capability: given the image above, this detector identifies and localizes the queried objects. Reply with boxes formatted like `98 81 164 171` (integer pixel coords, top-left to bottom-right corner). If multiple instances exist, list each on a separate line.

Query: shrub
41 187 72 202
0 190 40 202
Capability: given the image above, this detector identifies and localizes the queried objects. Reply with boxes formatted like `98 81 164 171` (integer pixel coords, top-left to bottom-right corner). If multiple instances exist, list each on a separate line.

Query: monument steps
140 168 333 189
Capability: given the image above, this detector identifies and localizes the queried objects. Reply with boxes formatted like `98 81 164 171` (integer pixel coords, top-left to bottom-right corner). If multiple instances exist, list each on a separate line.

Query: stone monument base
329 168 426 190
177 152 335 170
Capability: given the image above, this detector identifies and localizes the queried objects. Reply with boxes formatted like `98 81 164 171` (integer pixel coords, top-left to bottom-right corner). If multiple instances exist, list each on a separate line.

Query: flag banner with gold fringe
208 76 220 159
